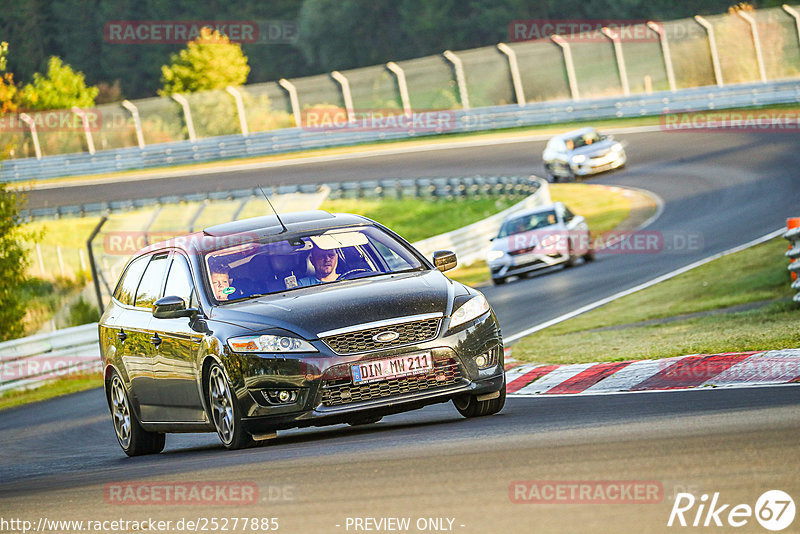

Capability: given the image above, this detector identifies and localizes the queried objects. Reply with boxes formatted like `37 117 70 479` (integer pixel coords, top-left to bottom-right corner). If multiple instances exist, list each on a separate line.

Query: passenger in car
210 265 232 301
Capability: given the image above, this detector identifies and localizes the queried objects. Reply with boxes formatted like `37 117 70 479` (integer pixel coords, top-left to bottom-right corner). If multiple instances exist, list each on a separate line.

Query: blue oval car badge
373 331 400 343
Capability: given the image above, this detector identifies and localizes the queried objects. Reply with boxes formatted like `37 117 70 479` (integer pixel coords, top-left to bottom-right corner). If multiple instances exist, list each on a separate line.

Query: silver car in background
486 202 594 285
542 127 626 181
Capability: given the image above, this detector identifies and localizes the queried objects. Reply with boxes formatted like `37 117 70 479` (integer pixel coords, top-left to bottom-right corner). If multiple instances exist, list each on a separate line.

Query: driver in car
309 246 340 283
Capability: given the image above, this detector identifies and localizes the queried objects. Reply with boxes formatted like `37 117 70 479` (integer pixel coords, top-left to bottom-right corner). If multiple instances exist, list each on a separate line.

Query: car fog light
263 389 299 405
474 349 497 369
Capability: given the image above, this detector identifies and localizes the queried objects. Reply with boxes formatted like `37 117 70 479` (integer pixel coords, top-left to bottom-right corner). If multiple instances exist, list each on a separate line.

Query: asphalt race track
4 130 800 533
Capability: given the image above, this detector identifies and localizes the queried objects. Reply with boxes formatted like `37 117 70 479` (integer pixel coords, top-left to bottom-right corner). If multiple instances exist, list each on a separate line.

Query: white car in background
486 202 594 285
543 127 626 181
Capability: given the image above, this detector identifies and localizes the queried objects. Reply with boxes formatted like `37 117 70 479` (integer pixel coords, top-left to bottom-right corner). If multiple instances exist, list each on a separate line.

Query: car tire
453 382 506 418
491 277 506 285
108 371 165 457
583 248 596 262
207 363 255 450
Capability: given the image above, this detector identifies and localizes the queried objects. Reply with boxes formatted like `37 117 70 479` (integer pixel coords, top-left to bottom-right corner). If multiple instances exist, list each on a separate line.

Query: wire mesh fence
4 5 800 159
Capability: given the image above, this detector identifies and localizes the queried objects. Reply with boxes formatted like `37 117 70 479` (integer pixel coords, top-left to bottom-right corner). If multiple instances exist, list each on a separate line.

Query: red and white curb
503 349 800 396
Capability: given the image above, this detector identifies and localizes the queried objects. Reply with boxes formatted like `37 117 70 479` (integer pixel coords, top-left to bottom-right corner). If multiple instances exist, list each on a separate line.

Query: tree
159 27 250 95
19 56 98 110
0 42 32 341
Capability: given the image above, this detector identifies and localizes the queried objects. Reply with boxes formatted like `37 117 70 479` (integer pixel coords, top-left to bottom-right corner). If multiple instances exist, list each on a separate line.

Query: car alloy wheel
110 375 131 448
108 371 165 456
209 364 235 444
207 363 255 450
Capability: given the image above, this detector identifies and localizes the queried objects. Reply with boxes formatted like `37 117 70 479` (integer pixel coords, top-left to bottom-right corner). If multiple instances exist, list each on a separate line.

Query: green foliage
160 28 250 95
0 183 32 341
19 56 98 111
67 296 100 326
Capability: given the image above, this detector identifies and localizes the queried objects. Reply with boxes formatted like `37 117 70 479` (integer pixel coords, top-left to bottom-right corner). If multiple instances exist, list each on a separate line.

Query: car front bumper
224 311 504 433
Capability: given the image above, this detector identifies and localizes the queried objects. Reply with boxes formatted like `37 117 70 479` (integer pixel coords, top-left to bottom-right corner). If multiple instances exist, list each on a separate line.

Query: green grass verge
0 373 102 411
511 237 799 365
320 196 528 243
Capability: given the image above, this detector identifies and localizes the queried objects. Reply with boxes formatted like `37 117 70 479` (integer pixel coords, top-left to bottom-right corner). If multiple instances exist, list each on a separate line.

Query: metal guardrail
4 80 800 183
0 323 100 394
785 219 800 303
23 175 539 220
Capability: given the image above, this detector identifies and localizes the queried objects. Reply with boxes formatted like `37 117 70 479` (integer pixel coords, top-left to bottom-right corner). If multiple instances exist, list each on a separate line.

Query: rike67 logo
668 490 795 531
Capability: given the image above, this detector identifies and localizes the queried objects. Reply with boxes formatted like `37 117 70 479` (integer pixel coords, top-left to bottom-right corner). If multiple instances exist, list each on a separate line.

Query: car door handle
117 330 127 342
150 334 162 346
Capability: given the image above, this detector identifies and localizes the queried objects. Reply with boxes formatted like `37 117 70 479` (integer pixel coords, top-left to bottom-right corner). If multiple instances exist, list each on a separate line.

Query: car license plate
351 352 433 384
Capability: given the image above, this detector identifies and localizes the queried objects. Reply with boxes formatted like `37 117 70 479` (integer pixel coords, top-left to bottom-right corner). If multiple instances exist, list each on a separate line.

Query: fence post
18 113 42 159
647 21 677 92
695 16 724 87
497 43 526 106
783 5 800 49
551 35 580 101
35 243 45 276
737 11 767 83
121 99 146 149
71 107 97 155
330 71 356 123
601 27 630 96
386 62 412 116
226 86 250 136
443 50 470 110
171 93 197 141
278 78 303 128
87 216 108 311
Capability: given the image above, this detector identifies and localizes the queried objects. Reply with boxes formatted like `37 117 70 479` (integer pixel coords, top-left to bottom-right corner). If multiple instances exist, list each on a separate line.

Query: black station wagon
100 210 506 455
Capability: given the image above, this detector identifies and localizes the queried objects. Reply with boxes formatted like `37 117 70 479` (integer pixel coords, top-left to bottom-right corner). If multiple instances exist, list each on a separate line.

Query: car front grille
321 317 441 355
320 357 461 407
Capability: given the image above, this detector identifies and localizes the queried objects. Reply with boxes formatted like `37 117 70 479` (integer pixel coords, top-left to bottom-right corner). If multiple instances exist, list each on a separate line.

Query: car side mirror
433 250 457 272
153 295 197 319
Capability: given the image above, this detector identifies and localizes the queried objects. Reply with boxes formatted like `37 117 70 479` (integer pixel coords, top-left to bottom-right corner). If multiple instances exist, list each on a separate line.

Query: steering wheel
338 268 372 280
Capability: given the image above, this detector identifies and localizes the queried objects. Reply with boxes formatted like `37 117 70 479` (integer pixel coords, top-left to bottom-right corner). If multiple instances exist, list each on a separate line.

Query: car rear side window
164 254 197 308
113 255 149 306
134 254 169 309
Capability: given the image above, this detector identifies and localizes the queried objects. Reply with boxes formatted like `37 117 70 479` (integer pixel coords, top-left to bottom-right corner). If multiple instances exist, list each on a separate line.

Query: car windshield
566 130 602 150
497 210 559 237
204 225 424 302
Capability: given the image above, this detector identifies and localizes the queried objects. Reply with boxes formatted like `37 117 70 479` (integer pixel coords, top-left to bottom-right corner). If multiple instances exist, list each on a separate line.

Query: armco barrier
4 80 800 183
24 175 538 220
0 323 101 394
785 218 800 302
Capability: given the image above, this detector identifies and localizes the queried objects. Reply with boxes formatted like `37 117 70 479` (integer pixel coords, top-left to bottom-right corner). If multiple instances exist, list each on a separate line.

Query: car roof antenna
258 185 288 234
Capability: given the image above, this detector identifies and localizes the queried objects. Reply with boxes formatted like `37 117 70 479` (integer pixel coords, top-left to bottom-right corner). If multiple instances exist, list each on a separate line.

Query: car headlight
228 334 317 353
571 155 586 164
450 294 491 329
487 250 505 262
611 142 623 152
